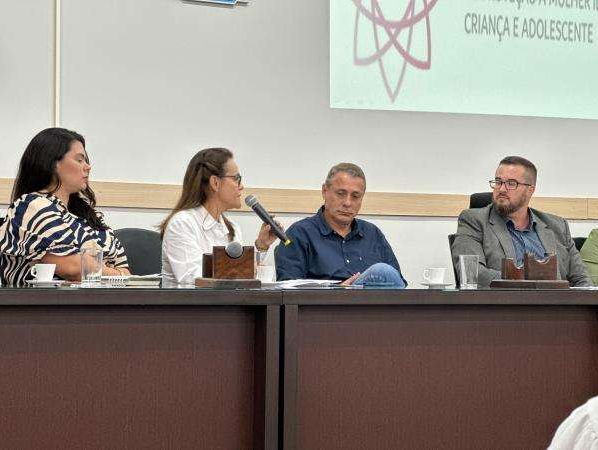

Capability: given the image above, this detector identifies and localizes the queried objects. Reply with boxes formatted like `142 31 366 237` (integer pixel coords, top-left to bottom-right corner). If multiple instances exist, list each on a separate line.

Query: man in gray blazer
452 156 592 287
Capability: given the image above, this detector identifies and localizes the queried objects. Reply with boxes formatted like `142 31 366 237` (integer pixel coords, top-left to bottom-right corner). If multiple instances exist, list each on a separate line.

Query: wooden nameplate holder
195 246 261 289
490 254 569 289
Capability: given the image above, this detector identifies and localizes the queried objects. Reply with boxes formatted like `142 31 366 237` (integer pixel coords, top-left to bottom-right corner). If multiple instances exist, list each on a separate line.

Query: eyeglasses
489 179 533 190
220 173 242 186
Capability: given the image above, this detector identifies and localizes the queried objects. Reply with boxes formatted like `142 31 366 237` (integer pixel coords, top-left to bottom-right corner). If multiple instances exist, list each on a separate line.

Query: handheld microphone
245 194 291 246
225 241 244 259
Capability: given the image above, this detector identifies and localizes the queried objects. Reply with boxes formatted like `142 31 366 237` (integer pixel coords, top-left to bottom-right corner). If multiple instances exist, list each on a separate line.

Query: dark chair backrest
469 192 493 209
573 237 587 252
448 234 459 288
114 228 162 275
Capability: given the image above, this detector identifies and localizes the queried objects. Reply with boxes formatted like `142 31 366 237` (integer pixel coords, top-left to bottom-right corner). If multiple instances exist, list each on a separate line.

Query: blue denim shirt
505 210 547 266
274 207 406 284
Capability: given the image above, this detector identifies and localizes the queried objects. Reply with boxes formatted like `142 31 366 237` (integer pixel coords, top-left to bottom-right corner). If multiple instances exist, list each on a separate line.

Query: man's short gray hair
325 163 366 189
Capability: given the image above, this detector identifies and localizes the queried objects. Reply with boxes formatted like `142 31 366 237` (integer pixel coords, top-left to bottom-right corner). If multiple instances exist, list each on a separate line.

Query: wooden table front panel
292 305 598 450
0 305 261 450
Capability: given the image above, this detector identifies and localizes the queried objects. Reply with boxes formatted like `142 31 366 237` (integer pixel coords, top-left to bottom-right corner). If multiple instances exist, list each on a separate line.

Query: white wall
0 1 53 171
51 0 598 196
2 0 598 286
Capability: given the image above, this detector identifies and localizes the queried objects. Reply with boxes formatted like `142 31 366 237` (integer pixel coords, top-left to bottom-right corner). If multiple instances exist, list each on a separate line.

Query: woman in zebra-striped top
0 128 130 286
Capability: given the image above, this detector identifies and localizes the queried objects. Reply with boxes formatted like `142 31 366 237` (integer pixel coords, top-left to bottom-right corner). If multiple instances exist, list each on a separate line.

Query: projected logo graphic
352 0 439 102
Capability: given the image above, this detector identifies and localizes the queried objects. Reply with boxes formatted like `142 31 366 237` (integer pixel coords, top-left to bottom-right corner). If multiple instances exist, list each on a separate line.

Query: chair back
114 228 162 275
448 234 459 288
573 237 587 252
469 192 493 209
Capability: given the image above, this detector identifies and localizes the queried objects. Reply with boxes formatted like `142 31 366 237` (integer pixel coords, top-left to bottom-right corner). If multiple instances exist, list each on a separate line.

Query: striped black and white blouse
0 192 128 286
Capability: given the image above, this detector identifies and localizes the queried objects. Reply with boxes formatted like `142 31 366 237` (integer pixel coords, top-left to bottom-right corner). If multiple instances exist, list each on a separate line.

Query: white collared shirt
161 206 264 286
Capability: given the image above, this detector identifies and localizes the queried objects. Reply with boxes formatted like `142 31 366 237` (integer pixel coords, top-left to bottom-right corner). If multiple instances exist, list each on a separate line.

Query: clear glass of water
81 244 103 287
459 254 479 289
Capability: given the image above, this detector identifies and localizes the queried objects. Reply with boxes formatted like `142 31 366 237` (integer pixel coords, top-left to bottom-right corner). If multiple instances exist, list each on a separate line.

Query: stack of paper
263 279 342 289
127 274 162 286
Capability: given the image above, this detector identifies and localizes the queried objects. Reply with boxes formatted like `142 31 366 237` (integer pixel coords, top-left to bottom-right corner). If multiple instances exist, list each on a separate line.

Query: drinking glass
459 255 479 289
81 244 103 287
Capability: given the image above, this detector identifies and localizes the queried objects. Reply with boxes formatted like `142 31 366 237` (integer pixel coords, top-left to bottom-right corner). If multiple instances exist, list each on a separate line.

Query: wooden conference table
0 286 597 450
0 287 280 450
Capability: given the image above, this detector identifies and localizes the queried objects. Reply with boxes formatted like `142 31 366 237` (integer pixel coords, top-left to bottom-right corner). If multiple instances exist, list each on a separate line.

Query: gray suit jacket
452 205 592 287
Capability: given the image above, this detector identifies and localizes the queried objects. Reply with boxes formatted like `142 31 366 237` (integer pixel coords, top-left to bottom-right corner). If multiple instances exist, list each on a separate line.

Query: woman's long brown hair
159 148 236 239
13 127 108 231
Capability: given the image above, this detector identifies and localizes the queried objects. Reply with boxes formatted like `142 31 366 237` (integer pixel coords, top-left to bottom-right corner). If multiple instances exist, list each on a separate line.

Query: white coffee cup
256 265 276 283
423 267 446 285
30 263 56 282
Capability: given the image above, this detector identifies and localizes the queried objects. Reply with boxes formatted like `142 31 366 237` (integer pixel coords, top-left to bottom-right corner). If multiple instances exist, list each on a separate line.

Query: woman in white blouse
160 148 278 285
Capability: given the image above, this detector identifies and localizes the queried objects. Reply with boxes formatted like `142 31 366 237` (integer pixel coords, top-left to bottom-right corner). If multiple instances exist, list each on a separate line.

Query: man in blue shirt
275 163 407 287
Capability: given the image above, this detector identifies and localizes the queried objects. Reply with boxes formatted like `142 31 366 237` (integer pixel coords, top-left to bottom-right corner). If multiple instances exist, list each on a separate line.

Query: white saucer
26 279 66 287
420 281 453 289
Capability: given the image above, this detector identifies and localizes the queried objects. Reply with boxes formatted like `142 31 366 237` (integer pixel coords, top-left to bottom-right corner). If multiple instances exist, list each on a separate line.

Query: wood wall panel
1 178 596 219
